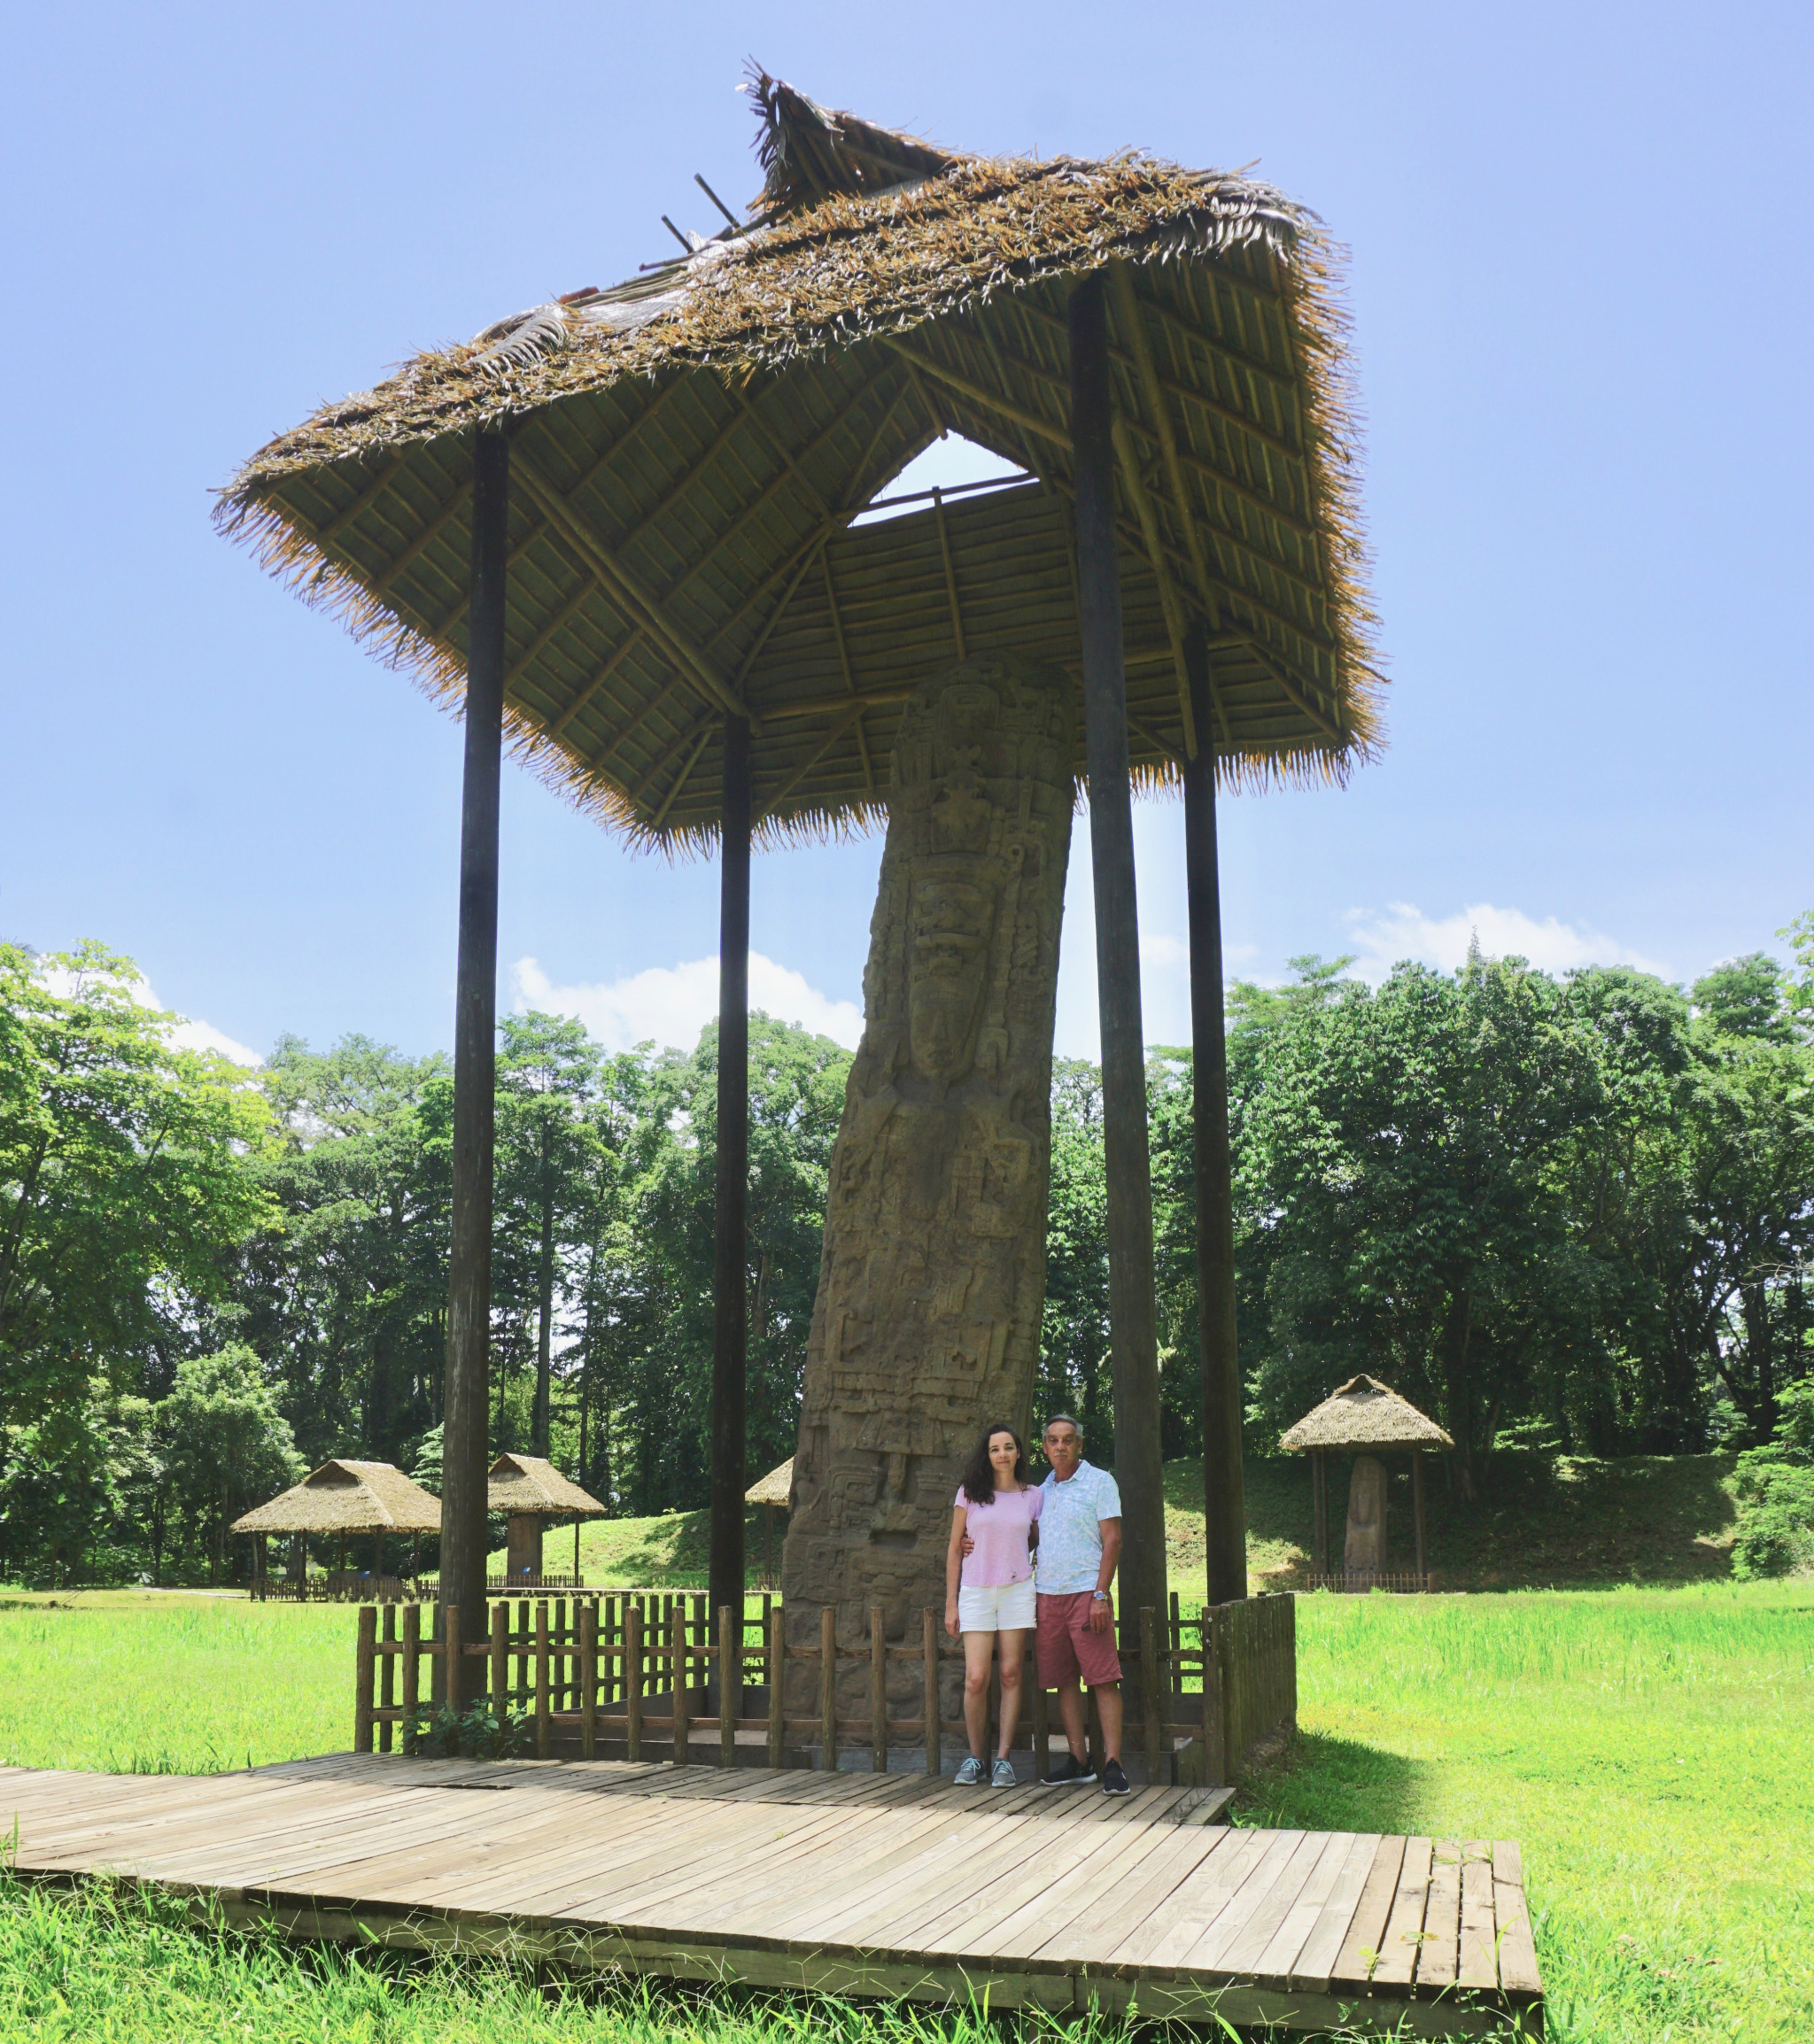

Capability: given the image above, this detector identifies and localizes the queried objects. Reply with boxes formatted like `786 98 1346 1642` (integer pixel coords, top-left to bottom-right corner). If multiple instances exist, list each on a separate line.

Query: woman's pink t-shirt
955 1483 1043 1587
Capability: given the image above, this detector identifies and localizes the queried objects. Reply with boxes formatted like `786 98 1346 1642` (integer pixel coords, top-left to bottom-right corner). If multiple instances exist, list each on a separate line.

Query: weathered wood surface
0 1755 1540 2036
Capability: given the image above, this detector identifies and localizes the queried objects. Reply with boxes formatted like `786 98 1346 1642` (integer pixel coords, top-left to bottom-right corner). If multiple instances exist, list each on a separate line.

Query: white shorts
957 1576 1037 1632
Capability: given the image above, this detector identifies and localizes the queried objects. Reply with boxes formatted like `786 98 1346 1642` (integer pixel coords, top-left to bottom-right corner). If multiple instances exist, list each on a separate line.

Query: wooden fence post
767 1605 786 1769
1030 1648 1049 1780
380 1604 396 1752
444 1602 462 1715
691 1591 706 1695
819 1606 838 1773
626 1601 644 1761
719 1606 738 1769
922 1608 940 1777
490 1600 508 1716
354 1604 376 1754
581 1599 598 1759
1139 1607 1163 1785
516 1599 531 1717
671 1604 689 1765
535 1600 551 1758
870 1607 888 1773
401 1601 421 1753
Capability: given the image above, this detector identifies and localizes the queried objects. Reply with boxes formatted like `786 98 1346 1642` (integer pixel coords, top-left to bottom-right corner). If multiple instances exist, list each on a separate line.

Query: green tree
154 1343 305 1583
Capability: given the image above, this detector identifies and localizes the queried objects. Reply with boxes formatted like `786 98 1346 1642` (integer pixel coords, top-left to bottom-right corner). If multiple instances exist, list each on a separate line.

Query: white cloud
36 960 262 1066
1345 901 1668 982
512 953 864 1053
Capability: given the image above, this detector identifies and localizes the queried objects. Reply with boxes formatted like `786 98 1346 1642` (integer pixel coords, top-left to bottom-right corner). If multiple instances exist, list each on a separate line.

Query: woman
945 1421 1043 1785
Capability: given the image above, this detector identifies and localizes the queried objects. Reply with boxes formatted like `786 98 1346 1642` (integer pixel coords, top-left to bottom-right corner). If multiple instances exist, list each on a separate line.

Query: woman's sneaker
1038 1753 1098 1786
1101 1757 1131 1796
990 1757 1017 1788
954 1755 985 1785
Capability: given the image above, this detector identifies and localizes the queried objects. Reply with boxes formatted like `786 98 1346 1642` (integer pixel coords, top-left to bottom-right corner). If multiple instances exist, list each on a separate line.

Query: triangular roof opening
851 432 1030 528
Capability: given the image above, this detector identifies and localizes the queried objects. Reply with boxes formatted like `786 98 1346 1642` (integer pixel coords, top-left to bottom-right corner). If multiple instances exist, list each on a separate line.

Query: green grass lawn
3 1578 1809 2040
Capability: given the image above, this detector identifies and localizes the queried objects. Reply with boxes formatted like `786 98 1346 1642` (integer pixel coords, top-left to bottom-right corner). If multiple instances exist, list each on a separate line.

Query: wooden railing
1302 1571 1432 1595
353 1590 1295 1786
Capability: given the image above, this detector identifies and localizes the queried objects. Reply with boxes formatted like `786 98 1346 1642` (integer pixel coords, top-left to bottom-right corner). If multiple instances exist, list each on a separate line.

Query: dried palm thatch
744 1456 795 1508
486 1452 607 1518
230 1459 442 1536
217 71 1383 853
1279 1376 1455 1454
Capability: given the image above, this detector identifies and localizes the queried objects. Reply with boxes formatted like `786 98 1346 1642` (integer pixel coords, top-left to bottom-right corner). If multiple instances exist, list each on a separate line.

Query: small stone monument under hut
1280 1376 1454 1591
744 1456 793 1589
487 1453 606 1588
233 1459 441 1599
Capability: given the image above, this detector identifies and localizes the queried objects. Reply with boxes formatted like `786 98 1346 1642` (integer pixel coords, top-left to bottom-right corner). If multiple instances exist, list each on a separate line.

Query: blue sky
4 2 1809 1065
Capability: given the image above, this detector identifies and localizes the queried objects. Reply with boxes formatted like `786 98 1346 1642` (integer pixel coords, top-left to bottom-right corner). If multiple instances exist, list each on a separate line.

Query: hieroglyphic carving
782 657 1074 1717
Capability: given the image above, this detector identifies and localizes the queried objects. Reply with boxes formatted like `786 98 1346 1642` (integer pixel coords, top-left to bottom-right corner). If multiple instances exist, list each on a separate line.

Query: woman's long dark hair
959 1422 1029 1508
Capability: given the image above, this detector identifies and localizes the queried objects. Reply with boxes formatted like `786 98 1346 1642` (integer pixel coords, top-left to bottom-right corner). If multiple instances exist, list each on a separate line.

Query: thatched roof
231 1459 442 1536
487 1452 607 1518
217 71 1381 853
745 1456 795 1507
1279 1376 1455 1454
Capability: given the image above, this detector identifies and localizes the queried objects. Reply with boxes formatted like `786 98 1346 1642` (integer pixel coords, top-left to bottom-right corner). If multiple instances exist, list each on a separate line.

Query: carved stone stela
782 657 1074 1718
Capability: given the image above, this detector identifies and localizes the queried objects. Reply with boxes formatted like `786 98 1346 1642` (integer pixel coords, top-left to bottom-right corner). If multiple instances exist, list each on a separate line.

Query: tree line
3 919 1810 1584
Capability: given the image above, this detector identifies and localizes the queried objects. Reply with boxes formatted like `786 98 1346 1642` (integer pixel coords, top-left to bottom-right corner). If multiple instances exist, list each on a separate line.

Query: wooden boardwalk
0 1754 1541 2035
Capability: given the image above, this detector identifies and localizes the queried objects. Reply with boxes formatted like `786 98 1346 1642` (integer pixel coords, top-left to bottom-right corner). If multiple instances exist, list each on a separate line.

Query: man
1031 1413 1127 1793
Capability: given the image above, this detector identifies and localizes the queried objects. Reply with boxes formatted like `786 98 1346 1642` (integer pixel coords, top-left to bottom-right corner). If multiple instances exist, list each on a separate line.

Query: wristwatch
1091 1591 1110 1602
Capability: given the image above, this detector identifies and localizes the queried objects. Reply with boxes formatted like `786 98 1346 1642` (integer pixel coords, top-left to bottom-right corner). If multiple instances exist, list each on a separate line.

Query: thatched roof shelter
486 1453 607 1518
1280 1376 1454 1455
231 1459 442 1537
745 1457 795 1508
217 70 1380 851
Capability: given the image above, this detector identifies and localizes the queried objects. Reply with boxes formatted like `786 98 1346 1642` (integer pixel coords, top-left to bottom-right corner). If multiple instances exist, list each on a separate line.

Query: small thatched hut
1281 1377 1454 1587
745 1457 794 1587
232 1459 442 1586
488 1453 608 1585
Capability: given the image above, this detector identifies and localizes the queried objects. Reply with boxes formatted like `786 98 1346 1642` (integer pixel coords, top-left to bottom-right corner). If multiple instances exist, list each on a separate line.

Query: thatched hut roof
217 71 1381 853
1280 1376 1455 1454
487 1453 607 1518
745 1457 795 1507
231 1459 442 1537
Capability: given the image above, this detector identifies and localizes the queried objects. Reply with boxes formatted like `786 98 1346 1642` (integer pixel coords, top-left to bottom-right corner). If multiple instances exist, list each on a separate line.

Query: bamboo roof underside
1279 1376 1455 1454
219 73 1383 852
745 1457 795 1507
487 1452 608 1518
231 1459 443 1537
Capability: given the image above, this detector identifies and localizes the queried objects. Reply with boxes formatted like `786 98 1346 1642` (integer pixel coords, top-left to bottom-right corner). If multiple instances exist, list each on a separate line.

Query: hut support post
1183 627 1248 1606
1413 1447 1428 1587
439 425 510 1678
709 712 751 1625
1067 274 1168 1645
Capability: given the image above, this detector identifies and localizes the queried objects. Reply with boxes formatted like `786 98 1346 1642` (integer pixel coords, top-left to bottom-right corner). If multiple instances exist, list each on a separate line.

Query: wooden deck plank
1185 1829 1317 1974
1492 1839 1542 1998
1416 1840 1463 1991
965 1816 1192 1960
1291 1831 1383 1990
1030 1822 1230 1966
1368 1836 1434 1989
1251 1831 1360 1989
1329 1835 1407 1989
1106 1826 1267 1969
1458 1841 1498 1989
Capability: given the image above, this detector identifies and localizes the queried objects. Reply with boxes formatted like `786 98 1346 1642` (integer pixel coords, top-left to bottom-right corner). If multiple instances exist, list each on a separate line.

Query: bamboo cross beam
1112 414 1198 759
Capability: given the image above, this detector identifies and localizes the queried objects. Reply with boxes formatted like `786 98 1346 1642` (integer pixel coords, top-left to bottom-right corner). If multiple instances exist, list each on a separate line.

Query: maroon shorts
1035 1591 1122 1689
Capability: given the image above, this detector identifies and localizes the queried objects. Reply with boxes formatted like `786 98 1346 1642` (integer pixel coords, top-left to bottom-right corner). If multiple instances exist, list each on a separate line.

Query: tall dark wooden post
709 713 752 1639
438 426 509 1707
1183 625 1249 1606
1067 274 1167 1646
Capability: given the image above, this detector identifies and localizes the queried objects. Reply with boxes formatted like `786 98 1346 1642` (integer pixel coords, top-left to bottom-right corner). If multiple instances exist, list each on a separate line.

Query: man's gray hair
1043 1413 1083 1436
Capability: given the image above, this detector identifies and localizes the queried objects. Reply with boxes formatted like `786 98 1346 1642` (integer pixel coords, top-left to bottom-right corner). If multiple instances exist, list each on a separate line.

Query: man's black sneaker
1038 1754 1097 1786
1101 1758 1131 1796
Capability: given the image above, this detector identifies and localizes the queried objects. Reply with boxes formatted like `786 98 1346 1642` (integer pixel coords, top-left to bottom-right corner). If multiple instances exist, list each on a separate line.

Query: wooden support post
710 710 752 1622
1067 273 1167 1648
379 1604 396 1752
625 1602 644 1761
768 1605 786 1769
535 1601 551 1758
1183 622 1248 1607
761 1592 773 1685
719 1606 738 1769
489 1599 508 1717
517 1599 530 1711
1413 1448 1428 1588
922 1608 941 1777
671 1604 689 1765
442 1602 461 1718
354 1605 376 1754
819 1606 838 1773
692 1592 706 1696
1168 1588 1182 1664
1312 1451 1328 1579
400 1601 420 1752
1031 1656 1049 1780
1139 1607 1163 1785
440 427 509 1639
870 1607 888 1773
581 1599 598 1759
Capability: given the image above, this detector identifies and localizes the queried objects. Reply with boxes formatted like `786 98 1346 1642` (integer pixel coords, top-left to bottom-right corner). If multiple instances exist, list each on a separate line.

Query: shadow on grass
1236 1730 1435 1839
